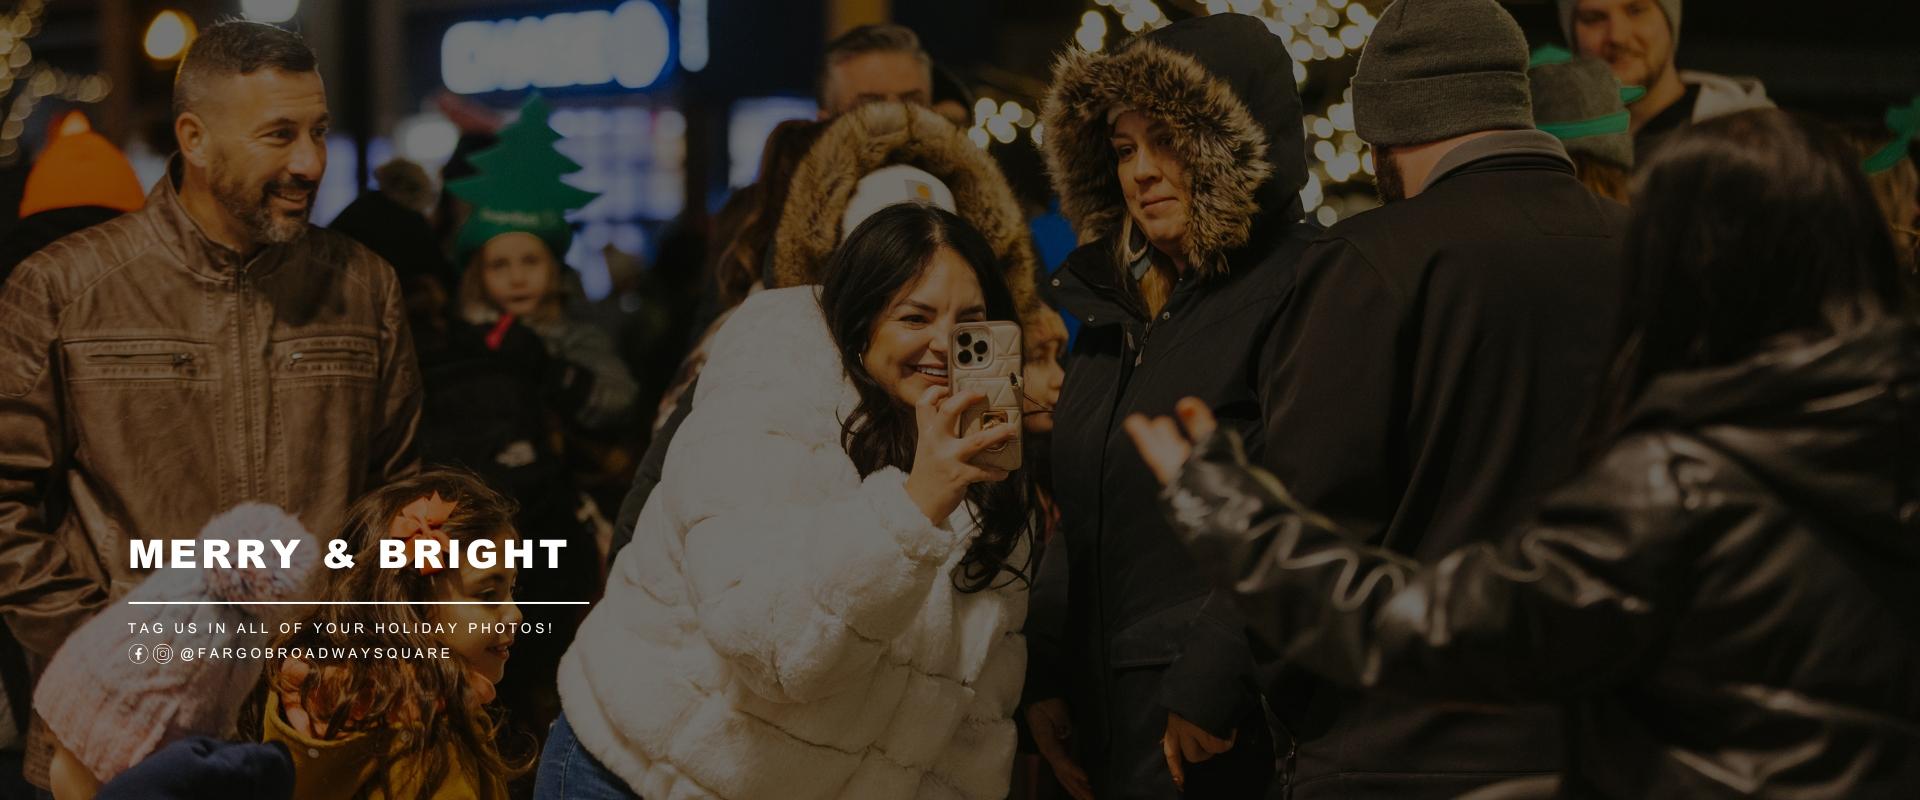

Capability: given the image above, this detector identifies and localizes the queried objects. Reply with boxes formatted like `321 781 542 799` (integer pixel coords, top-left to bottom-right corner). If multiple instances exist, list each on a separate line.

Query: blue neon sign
440 1 675 95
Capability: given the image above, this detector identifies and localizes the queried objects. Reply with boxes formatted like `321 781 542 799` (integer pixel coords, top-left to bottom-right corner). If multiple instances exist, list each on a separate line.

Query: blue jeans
534 712 641 800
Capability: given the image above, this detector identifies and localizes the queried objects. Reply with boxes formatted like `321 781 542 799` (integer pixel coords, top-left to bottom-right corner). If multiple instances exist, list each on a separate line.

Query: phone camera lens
957 332 973 347
957 351 972 365
972 341 989 356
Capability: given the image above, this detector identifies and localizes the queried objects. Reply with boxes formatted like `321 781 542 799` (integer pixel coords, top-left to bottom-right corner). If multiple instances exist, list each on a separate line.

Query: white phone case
949 321 1024 472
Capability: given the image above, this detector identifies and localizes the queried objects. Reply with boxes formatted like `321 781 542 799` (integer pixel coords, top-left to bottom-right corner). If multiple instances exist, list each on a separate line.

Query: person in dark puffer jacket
1025 12 1316 799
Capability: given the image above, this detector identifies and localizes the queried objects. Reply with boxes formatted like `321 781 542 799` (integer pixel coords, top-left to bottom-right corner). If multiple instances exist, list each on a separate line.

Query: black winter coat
1161 318 1920 799
1250 134 1629 798
1031 13 1313 798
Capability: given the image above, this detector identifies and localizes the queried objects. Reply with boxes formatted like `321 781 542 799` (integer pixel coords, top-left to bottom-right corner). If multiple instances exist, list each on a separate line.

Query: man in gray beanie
1218 0 1631 796
1559 0 1771 160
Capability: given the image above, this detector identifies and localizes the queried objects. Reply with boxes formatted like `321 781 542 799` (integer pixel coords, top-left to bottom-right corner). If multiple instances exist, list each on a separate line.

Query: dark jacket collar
1050 241 1140 328
1049 215 1316 329
147 155 300 281
1423 129 1574 192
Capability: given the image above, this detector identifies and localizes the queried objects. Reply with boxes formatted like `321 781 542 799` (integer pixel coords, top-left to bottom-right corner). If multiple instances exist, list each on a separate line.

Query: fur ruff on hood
773 102 1042 319
1040 13 1307 277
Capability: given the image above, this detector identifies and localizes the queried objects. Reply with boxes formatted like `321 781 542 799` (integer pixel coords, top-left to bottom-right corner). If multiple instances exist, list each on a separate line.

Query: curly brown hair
237 469 530 800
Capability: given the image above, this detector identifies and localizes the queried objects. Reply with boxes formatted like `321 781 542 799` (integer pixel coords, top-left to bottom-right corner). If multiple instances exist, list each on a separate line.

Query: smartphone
949 321 1024 473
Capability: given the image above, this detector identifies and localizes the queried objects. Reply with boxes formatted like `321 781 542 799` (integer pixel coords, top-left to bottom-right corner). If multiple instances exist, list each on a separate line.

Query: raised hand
1124 397 1219 486
904 387 1015 524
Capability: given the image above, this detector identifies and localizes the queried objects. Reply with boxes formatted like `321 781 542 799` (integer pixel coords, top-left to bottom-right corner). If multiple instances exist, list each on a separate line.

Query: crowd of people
0 0 1915 798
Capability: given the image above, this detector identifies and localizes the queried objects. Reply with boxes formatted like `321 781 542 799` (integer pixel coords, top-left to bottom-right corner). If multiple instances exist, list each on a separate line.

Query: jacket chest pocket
59 338 225 522
64 338 220 384
266 335 381 505
267 335 380 432
272 335 379 384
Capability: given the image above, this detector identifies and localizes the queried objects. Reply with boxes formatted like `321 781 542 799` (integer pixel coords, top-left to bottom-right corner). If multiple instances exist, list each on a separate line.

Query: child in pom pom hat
34 503 319 798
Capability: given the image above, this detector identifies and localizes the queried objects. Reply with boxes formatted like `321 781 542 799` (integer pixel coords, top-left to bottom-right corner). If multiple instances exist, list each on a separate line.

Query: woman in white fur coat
539 204 1036 800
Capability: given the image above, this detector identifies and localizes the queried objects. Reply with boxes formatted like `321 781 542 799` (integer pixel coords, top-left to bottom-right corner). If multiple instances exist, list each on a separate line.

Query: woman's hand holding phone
905 387 1016 524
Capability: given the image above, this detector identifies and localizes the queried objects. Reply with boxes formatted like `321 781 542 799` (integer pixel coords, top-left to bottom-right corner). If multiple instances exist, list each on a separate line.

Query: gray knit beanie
1557 0 1681 51
1352 0 1533 148
1529 50 1635 169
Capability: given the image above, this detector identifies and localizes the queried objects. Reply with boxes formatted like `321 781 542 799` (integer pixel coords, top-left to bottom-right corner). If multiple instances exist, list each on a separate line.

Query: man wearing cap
1242 0 1629 796
1560 0 1772 161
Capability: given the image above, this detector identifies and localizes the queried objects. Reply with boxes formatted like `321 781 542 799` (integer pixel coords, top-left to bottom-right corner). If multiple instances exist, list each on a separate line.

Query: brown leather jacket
0 169 422 659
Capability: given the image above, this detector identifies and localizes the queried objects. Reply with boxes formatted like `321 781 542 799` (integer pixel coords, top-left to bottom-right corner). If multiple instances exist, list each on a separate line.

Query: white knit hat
34 504 319 782
840 164 958 239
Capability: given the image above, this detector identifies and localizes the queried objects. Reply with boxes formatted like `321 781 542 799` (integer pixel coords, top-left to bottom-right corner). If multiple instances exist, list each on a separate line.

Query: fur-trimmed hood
1040 13 1307 276
773 102 1042 318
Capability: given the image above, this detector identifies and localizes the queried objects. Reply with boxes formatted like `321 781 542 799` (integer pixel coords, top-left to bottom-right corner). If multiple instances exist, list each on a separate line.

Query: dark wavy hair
818 203 1033 593
1593 109 1909 437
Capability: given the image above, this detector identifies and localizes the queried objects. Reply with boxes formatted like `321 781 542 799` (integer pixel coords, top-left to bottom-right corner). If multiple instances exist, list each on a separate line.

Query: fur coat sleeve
662 287 974 704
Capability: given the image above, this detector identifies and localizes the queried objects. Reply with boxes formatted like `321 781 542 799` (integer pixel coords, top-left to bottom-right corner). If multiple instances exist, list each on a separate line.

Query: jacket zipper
1092 316 1147 750
1133 274 1187 367
288 348 372 368
89 352 196 366
236 269 259 500
1087 269 1189 746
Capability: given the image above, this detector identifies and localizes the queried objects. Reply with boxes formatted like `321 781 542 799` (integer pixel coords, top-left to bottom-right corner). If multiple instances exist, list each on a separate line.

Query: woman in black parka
1129 108 1920 800
1023 13 1314 799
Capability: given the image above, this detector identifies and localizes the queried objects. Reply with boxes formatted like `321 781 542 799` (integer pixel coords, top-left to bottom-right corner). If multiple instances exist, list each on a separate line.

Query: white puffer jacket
558 287 1028 800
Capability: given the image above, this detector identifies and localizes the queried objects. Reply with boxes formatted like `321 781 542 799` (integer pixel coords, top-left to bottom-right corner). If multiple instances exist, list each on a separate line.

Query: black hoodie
1031 13 1314 798
1162 319 1920 798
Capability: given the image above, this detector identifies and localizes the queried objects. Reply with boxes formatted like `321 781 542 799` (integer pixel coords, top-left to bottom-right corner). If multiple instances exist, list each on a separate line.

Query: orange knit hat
20 111 145 218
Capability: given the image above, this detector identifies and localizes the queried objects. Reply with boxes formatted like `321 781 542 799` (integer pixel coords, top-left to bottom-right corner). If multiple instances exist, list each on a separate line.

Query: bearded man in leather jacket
0 20 420 788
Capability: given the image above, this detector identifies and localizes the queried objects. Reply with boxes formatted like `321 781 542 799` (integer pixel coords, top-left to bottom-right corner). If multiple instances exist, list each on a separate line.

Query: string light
143 10 194 62
967 93 1040 150
240 0 300 24
0 0 113 164
1074 10 1108 52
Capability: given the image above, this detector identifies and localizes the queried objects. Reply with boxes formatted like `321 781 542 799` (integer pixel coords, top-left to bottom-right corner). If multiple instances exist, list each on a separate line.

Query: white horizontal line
128 601 590 605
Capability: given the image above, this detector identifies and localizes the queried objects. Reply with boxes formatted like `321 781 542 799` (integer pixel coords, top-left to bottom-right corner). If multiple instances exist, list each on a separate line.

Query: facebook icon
128 643 148 664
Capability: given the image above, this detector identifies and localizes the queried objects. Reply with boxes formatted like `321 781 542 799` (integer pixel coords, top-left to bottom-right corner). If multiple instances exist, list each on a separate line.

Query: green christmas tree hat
447 93 599 268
